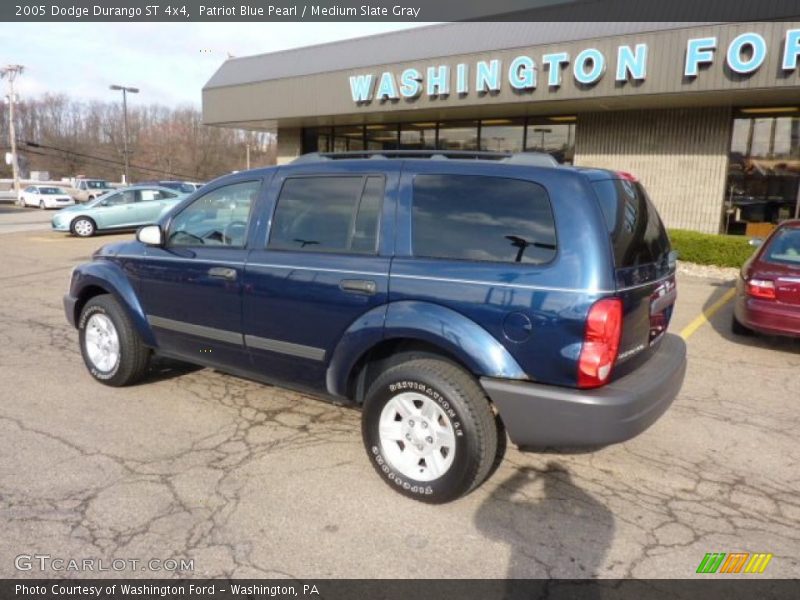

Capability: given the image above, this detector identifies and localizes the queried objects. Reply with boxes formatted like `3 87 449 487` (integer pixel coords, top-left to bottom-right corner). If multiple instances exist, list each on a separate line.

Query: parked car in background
18 185 75 209
733 220 800 338
70 178 115 203
62 151 685 503
51 185 185 237
138 180 203 194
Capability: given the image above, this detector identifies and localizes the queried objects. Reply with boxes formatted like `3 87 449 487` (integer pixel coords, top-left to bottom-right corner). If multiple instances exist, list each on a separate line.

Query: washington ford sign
349 29 800 103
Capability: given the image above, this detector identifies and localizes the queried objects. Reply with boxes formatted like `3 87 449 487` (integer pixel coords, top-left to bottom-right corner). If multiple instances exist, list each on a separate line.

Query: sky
0 22 427 108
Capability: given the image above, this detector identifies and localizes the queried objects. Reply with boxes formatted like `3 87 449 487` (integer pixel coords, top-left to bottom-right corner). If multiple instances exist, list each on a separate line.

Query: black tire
731 315 754 336
362 358 499 504
71 217 96 237
78 295 150 386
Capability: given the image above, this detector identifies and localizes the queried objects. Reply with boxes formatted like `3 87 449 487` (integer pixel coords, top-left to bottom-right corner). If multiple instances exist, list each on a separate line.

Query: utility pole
109 84 139 184
1 64 24 205
246 143 251 170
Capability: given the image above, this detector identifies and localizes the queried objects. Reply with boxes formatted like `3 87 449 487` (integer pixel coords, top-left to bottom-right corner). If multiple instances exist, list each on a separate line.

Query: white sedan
19 185 75 209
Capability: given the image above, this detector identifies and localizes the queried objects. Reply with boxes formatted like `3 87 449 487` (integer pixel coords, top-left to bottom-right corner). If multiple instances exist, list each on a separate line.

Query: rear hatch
592 174 676 378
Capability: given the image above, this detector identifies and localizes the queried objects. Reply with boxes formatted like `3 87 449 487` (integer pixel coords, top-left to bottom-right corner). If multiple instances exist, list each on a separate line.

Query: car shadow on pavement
0 205 36 214
703 280 800 353
474 462 614 592
141 357 203 384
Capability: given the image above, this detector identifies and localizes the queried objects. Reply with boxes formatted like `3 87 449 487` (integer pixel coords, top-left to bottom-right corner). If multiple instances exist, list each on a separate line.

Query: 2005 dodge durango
64 151 686 503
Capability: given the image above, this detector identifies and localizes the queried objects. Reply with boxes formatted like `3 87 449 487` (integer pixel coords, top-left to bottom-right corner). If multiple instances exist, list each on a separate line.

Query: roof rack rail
291 150 560 166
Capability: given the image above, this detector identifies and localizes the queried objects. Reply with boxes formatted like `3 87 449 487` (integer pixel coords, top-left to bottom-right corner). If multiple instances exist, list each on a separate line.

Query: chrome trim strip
122 254 674 294
116 254 245 266
390 273 612 294
116 255 385 277
617 273 675 293
147 315 244 345
246 262 386 277
778 277 800 284
244 335 325 361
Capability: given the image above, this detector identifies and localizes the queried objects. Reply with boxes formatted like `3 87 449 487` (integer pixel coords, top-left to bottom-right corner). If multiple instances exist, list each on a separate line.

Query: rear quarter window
592 178 670 268
412 174 556 264
763 227 800 265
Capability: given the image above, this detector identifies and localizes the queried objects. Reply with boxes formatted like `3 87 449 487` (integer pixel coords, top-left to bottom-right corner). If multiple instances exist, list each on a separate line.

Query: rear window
764 227 800 265
592 178 670 268
412 174 556 264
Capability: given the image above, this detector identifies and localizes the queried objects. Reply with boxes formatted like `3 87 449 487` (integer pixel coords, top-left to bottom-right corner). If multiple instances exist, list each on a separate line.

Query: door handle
339 279 377 295
208 267 237 281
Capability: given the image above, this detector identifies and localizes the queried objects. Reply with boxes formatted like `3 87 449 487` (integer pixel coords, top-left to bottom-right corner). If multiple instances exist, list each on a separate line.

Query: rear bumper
481 333 686 448
734 294 800 337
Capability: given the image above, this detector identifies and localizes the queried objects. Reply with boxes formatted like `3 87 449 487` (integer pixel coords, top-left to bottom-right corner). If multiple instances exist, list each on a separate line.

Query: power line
21 140 199 180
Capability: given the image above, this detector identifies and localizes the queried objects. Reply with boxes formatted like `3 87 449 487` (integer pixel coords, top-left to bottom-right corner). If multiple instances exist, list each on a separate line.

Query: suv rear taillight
578 298 623 389
746 278 776 300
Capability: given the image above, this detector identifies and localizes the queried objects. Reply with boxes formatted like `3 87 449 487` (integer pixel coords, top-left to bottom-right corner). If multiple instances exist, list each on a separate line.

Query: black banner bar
3 579 800 600
2 0 800 22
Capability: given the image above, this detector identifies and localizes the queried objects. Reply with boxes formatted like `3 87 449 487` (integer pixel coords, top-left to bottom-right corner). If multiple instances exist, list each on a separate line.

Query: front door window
168 180 260 248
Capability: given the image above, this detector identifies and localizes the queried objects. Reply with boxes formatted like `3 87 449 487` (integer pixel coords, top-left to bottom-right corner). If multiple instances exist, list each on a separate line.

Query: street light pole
533 127 552 151
2 64 24 204
109 84 139 184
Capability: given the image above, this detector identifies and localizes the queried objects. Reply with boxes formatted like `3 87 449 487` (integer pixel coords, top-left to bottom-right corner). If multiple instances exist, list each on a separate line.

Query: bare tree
0 93 276 182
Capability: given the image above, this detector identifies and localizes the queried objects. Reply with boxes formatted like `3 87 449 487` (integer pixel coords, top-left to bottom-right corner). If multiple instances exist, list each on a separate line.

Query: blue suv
64 151 686 503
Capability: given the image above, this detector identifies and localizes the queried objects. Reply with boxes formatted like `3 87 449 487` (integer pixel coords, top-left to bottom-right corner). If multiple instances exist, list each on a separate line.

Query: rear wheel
732 315 754 336
79 295 150 386
71 217 96 237
362 358 499 503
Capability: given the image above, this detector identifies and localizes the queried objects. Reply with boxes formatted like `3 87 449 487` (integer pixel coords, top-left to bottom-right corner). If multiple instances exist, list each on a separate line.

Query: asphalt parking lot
1 207 799 579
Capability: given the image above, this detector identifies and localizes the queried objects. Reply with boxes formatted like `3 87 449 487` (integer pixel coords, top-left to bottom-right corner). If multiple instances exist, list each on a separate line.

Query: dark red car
733 220 800 338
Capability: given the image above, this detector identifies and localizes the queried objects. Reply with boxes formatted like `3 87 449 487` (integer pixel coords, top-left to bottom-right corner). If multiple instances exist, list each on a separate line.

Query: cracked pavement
0 219 798 579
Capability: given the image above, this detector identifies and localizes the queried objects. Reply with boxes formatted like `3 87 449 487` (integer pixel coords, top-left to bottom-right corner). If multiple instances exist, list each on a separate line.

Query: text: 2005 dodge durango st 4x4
64 151 686 503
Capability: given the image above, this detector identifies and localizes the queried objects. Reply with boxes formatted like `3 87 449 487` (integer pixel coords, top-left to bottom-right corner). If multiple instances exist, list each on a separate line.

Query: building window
399 122 437 150
316 128 332 153
725 108 800 235
525 118 575 164
332 125 365 152
479 118 525 152
437 120 479 151
303 115 577 160
365 124 399 150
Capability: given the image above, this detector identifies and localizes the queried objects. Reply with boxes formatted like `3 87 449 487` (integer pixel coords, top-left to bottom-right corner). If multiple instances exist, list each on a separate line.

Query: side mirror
748 237 764 248
137 224 164 246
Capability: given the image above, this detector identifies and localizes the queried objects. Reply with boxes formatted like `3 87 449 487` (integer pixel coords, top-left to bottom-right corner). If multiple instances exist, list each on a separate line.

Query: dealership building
203 21 800 235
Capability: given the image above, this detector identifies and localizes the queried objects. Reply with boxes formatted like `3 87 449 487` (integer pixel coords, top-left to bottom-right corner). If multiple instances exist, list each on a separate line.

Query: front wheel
362 358 499 504
39 200 46 210
72 217 96 237
79 295 151 386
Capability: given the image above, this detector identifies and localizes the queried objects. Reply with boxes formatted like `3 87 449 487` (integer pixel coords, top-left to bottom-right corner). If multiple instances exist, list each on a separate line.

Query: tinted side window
168 180 259 248
592 179 670 268
412 174 556 264
269 175 384 254
138 189 173 202
105 190 136 206
764 227 800 265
